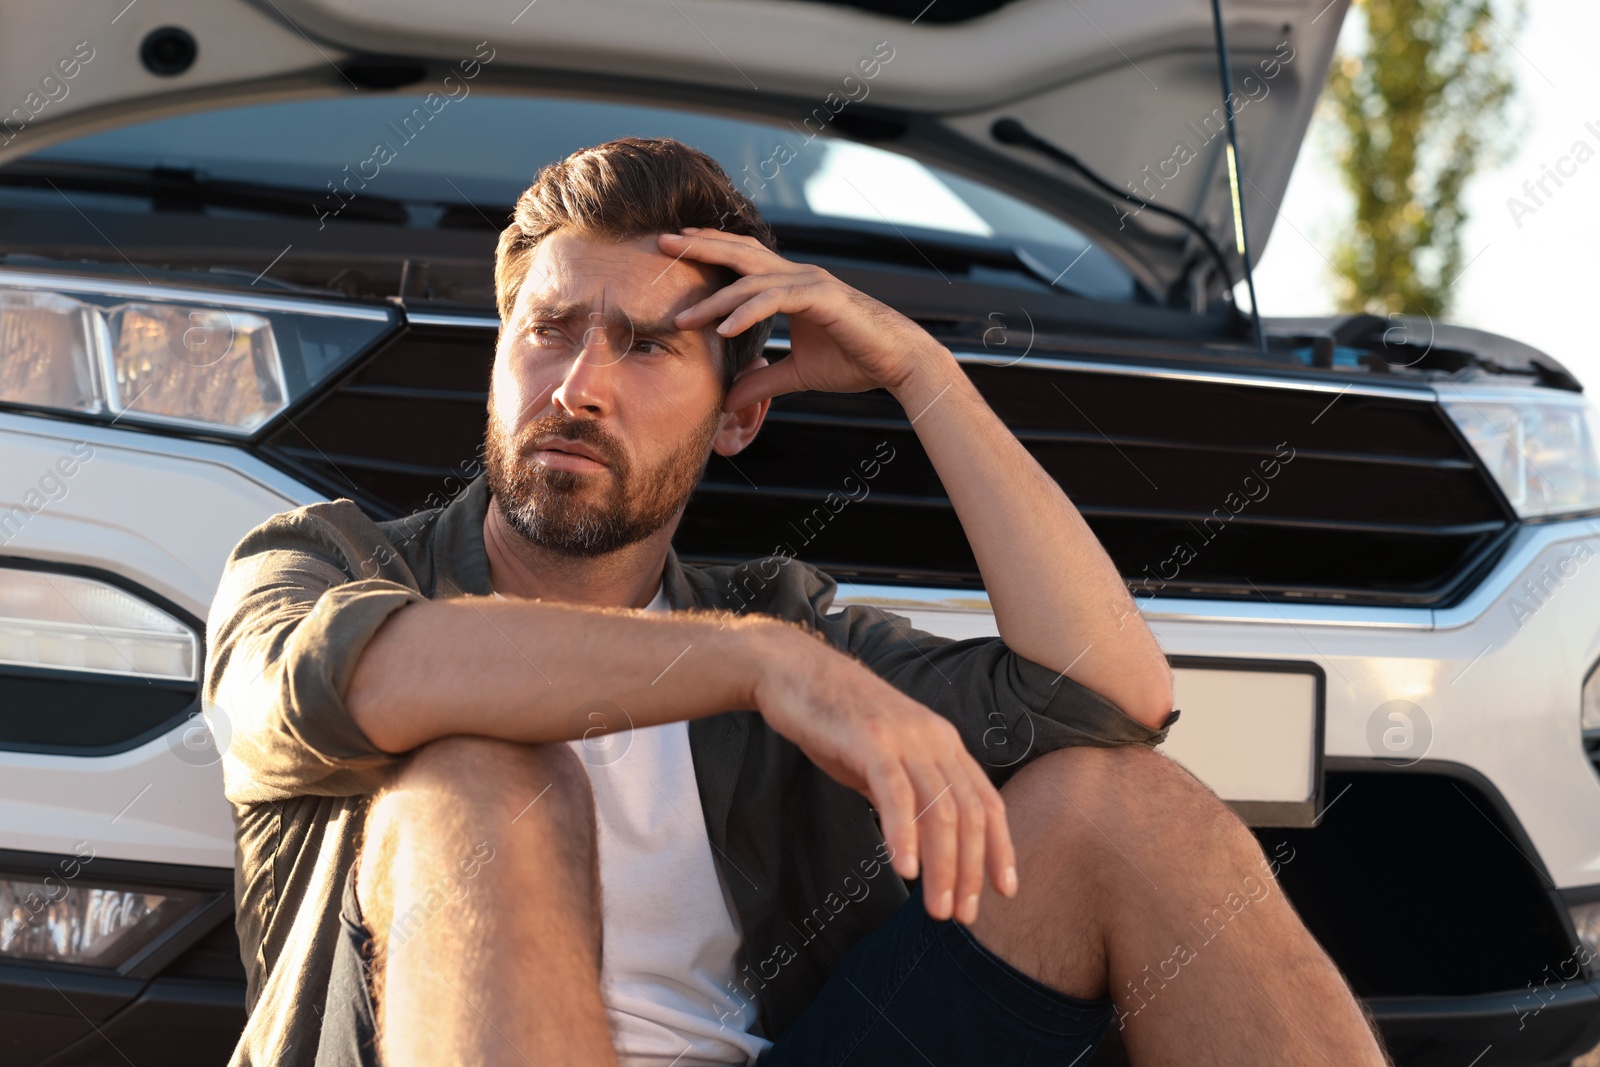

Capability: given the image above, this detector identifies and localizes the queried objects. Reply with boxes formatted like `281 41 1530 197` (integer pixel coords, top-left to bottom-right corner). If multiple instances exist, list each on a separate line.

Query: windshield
0 92 1139 305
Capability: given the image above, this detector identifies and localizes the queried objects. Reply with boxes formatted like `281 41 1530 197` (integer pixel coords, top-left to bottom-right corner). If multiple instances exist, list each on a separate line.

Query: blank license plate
1161 661 1323 827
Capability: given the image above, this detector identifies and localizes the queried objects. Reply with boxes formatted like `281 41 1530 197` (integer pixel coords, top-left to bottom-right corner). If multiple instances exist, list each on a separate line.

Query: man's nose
552 316 629 416
547 310 627 415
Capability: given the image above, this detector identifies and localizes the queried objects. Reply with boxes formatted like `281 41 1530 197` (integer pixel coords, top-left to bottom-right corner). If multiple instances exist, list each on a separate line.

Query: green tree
1323 0 1523 317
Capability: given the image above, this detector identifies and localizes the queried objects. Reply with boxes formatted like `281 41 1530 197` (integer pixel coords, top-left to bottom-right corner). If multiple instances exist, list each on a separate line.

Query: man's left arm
887 356 1173 728
665 226 1173 728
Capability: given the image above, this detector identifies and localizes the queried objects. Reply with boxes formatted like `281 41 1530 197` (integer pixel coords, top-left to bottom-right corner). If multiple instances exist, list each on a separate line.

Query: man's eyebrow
521 301 699 342
520 300 585 325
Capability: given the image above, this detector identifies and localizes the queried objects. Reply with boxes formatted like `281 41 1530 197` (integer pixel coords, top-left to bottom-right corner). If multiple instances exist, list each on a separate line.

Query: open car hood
0 0 1348 299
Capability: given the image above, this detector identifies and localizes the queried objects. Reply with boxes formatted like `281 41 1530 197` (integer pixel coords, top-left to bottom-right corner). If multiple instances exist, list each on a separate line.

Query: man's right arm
346 595 1018 922
209 502 1017 924
345 594 782 752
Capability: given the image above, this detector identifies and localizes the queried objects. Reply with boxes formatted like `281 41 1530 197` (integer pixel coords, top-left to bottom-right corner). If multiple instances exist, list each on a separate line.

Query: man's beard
484 404 720 557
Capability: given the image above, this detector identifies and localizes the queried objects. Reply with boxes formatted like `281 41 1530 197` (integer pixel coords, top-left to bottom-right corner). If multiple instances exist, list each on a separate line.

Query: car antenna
990 117 1240 312
1208 0 1269 355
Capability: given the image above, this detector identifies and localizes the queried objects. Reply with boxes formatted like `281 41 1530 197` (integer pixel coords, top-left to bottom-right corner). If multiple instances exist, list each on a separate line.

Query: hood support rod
1209 0 1269 355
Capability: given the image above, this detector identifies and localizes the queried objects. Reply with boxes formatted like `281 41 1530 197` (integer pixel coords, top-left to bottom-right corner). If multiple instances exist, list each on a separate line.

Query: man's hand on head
660 227 956 414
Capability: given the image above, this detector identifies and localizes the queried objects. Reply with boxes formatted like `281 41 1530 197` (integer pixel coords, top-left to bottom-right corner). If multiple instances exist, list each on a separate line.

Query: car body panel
0 417 314 866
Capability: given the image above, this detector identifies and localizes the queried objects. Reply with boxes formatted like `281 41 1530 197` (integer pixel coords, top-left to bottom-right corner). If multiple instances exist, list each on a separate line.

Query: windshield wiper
0 159 410 225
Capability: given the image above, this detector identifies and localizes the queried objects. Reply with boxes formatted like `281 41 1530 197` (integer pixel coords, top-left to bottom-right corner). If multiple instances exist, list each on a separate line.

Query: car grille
258 322 1514 607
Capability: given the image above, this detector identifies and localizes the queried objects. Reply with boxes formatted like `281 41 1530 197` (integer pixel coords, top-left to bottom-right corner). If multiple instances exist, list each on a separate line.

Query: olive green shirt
205 474 1173 1067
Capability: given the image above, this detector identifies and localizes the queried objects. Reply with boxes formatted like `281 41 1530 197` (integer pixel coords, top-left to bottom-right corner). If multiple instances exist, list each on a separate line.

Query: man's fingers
907 760 959 921
657 229 787 276
679 225 765 248
724 358 803 411
983 782 1018 899
865 760 920 882
946 764 989 926
675 271 819 330
716 286 818 339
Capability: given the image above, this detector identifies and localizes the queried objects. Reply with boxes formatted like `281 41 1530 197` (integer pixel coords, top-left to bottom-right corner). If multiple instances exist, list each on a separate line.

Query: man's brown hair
494 137 779 394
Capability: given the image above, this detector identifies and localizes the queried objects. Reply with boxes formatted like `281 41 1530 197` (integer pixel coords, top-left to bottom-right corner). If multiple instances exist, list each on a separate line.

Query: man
207 137 1388 1067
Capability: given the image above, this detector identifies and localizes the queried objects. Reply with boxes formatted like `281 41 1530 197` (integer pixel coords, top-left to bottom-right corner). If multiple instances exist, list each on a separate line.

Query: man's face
485 229 737 556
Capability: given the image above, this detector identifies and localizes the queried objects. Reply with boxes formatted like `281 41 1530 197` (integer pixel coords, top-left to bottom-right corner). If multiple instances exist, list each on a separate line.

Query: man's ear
713 356 771 457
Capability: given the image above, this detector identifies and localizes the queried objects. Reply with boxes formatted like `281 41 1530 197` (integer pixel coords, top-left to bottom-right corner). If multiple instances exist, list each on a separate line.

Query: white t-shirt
496 583 769 1066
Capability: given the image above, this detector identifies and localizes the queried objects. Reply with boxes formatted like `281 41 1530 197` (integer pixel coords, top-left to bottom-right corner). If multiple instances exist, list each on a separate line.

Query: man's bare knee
1002 745 1259 883
356 736 596 956
1024 743 1235 811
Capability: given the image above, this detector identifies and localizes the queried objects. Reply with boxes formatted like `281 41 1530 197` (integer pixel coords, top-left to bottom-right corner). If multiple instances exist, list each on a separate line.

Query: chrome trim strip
405 311 502 329
0 269 394 321
828 582 1434 630
825 583 997 614
950 350 1437 402
1133 599 1432 629
834 518 1600 633
297 319 1426 409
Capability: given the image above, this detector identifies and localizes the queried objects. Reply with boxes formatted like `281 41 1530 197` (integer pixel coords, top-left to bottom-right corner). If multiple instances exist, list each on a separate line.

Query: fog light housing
0 873 204 969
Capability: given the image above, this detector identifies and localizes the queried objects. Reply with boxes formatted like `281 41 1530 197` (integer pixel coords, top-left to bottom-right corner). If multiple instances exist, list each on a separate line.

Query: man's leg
966 745 1389 1066
355 735 616 1067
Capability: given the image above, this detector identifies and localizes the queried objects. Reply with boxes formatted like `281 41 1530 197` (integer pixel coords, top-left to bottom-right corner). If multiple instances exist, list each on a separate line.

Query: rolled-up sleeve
796 564 1175 786
205 503 424 804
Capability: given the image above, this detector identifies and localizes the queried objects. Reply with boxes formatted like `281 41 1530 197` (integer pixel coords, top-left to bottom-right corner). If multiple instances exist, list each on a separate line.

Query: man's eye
633 339 667 355
528 325 562 343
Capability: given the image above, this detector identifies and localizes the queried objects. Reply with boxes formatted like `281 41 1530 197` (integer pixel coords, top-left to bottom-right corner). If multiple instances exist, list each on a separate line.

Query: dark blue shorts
315 868 1113 1066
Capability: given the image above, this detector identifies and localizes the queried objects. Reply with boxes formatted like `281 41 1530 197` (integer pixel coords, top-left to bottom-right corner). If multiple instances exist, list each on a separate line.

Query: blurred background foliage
1323 0 1524 316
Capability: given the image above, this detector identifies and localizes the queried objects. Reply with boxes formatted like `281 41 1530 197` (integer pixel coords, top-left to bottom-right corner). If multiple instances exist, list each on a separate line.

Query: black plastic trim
1560 884 1600 907
692 482 1508 538
1321 757 1557 886
1323 754 1586 1001
0 848 231 891
1367 981 1600 1067
757 407 1482 471
248 310 408 441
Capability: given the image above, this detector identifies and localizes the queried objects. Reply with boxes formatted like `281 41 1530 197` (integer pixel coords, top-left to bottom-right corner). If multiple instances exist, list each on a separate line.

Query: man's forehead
519 232 721 319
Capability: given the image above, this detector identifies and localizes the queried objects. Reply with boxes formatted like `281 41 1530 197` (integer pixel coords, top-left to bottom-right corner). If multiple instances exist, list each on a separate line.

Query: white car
1 2 1598 1065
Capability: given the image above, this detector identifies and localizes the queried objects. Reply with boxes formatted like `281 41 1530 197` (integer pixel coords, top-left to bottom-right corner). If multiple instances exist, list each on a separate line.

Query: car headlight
1442 387 1600 518
0 270 395 435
